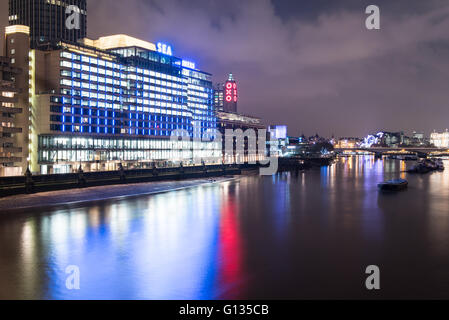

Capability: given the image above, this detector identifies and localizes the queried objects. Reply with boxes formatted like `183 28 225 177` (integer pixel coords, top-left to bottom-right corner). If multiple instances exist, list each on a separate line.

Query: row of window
39 136 220 150
39 149 220 163
49 124 183 136
60 79 187 100
55 49 214 138
62 51 186 82
60 63 188 90
49 106 215 126
53 95 202 118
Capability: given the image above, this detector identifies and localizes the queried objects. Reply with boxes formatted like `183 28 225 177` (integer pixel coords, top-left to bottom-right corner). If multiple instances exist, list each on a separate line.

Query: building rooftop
80 34 157 52
217 111 263 126
5 25 30 35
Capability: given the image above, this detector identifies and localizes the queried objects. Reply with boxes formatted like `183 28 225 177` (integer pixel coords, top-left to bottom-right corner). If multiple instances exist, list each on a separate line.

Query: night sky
1 0 449 137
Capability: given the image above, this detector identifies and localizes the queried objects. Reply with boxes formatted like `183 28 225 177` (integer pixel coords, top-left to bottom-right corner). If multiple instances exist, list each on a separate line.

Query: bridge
334 147 448 157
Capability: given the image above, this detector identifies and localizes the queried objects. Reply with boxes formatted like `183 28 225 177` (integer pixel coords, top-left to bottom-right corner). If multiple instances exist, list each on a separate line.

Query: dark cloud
1 0 449 137
272 0 447 21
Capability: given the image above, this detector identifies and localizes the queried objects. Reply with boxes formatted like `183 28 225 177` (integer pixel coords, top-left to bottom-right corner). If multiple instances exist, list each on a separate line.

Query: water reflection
1 157 449 299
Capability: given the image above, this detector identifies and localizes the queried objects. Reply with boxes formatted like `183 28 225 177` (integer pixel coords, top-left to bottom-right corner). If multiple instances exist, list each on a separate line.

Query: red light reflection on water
216 196 246 299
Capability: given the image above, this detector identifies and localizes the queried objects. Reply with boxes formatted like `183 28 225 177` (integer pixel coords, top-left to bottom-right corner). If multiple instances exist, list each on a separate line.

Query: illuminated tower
223 73 238 113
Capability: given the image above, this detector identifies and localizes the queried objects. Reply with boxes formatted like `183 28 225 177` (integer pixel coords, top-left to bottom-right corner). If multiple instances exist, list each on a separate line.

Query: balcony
0 127 22 134
0 95 19 103
0 147 22 153
0 156 22 163
0 106 22 114
0 64 21 73
0 83 19 93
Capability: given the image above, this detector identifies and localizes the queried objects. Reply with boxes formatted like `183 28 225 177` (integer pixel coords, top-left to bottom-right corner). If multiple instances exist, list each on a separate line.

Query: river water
1 156 449 299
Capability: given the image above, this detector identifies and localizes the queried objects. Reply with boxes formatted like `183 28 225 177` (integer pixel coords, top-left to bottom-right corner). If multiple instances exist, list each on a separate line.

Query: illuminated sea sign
225 81 238 103
157 42 172 56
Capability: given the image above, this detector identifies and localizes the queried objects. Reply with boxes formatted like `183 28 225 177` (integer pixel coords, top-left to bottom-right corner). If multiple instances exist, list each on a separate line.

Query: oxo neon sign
225 81 237 103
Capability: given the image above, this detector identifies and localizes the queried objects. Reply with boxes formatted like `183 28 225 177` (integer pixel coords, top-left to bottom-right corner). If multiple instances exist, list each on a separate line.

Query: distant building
213 83 224 111
214 73 238 113
214 73 266 163
409 131 427 146
283 136 309 157
268 126 288 156
413 131 425 141
382 132 403 147
0 55 24 176
335 138 361 149
9 0 88 48
308 134 327 144
268 125 287 140
430 130 449 148
217 111 266 164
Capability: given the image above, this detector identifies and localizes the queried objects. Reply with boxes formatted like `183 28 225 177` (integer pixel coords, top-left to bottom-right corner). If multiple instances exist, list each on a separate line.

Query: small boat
423 159 438 170
407 163 431 174
435 159 445 171
407 159 444 173
378 179 408 191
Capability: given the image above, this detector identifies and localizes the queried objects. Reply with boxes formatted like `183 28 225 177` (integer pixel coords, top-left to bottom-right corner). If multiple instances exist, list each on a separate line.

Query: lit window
11 49 15 55
61 52 71 59
11 58 15 64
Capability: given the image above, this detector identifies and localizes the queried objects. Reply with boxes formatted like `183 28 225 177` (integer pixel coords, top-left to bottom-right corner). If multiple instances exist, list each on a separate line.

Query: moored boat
435 159 445 171
378 179 408 191
407 159 444 173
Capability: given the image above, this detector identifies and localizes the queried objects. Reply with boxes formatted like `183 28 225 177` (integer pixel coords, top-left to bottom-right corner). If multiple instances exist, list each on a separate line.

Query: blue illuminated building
29 35 220 173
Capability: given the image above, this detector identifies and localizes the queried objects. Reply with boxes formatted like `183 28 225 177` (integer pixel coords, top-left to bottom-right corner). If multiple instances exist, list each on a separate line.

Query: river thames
1 156 449 299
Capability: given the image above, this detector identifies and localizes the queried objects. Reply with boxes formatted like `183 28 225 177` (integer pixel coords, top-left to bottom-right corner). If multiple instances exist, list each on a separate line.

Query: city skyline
1 0 449 137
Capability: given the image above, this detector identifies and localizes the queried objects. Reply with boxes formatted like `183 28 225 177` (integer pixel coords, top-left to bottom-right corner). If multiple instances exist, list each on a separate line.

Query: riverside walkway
0 176 237 213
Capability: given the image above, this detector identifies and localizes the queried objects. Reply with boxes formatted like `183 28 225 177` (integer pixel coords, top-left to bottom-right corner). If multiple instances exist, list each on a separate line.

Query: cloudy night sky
1 0 449 137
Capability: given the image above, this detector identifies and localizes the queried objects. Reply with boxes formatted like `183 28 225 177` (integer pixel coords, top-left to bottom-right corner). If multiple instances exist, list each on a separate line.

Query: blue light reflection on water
13 184 245 300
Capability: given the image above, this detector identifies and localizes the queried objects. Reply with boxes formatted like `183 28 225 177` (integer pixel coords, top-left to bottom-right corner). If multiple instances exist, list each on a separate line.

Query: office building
430 130 449 148
268 125 288 157
268 126 287 140
9 0 87 48
217 111 266 164
4 26 220 175
379 132 403 147
213 83 224 111
0 55 24 176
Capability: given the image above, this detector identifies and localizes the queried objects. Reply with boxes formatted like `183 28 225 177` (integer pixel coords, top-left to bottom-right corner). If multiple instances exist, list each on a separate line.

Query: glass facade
52 47 215 138
40 42 219 171
38 135 220 164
